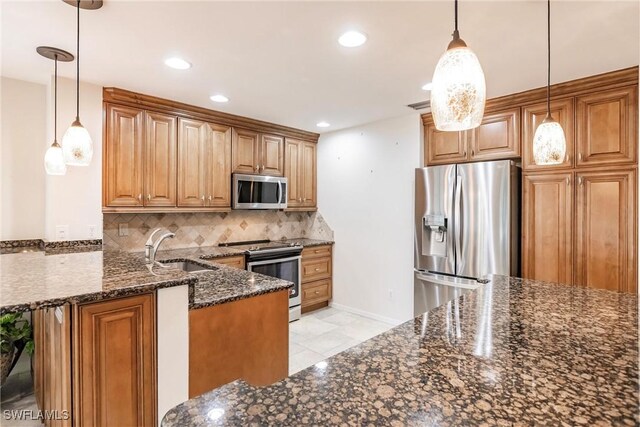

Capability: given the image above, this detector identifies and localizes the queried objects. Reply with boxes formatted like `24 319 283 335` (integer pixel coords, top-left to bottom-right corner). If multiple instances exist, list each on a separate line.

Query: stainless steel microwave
232 174 287 209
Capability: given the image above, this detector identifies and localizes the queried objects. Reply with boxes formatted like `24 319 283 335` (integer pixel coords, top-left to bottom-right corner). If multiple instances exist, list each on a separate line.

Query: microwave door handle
277 181 283 208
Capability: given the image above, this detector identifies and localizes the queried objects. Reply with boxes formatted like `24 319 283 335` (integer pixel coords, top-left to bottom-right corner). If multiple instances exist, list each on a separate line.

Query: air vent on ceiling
407 100 431 111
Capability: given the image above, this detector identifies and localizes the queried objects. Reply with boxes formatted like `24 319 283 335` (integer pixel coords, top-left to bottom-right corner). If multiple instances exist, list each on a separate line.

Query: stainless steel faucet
145 228 175 264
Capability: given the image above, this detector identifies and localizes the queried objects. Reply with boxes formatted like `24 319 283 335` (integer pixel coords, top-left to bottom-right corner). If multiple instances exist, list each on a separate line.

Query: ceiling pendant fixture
39 46 75 176
431 0 486 131
61 0 102 166
533 0 566 165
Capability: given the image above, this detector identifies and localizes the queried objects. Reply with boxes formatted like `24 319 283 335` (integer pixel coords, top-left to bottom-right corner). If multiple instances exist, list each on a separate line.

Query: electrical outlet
55 225 69 241
88 225 97 238
118 223 129 237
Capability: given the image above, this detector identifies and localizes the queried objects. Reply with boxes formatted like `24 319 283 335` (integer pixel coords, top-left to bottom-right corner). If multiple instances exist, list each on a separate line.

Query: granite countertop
0 239 331 314
162 275 638 426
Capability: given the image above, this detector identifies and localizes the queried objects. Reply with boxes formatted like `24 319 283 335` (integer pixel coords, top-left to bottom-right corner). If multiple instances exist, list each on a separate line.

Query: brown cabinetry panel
260 134 284 176
469 108 520 160
523 98 575 171
576 86 637 167
189 290 288 397
144 112 177 207
284 138 317 209
301 279 332 308
203 123 232 207
424 121 467 165
302 257 332 283
231 128 259 174
575 169 637 293
213 255 245 269
73 294 156 427
300 245 333 312
177 118 207 207
104 104 144 206
522 173 573 285
300 141 317 207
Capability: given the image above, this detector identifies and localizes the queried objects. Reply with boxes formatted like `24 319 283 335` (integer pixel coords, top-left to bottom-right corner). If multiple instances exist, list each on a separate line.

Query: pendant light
533 0 566 165
61 0 102 166
38 46 74 175
431 0 486 132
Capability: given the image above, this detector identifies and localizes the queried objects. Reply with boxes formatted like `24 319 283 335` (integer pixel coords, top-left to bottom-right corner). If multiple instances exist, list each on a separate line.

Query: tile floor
288 306 397 375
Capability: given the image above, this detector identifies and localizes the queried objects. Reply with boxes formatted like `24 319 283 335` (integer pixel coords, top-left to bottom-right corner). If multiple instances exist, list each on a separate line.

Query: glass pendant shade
431 39 486 132
533 117 566 165
44 141 67 175
62 118 93 166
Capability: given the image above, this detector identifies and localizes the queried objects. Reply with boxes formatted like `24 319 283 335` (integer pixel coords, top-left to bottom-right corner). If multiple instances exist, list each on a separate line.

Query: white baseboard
329 302 403 326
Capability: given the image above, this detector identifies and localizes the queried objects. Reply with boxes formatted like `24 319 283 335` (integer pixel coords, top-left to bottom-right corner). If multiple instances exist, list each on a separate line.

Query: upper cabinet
522 98 575 171
144 112 177 207
232 129 284 176
575 86 637 167
284 138 316 210
423 107 520 165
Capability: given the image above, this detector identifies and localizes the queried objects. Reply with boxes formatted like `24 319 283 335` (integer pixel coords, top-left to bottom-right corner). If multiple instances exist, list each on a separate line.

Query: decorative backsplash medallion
103 211 334 251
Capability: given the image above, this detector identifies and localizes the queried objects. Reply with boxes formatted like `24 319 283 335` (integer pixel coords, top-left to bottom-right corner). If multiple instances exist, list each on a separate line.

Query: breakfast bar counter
161 275 638 426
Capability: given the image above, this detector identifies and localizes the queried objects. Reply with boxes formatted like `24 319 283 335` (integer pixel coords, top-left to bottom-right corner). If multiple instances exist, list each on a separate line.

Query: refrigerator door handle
454 175 463 269
414 270 480 290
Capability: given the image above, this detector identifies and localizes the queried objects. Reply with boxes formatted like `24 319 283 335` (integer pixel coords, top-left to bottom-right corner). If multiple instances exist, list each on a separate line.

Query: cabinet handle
315 268 320 272
578 153 582 161
578 177 583 186
463 150 467 157
260 165 265 172
208 195 212 203
314 290 320 295
147 194 151 201
201 195 205 204
565 153 569 163
254 165 259 172
471 149 475 157
566 177 570 185
137 194 142 202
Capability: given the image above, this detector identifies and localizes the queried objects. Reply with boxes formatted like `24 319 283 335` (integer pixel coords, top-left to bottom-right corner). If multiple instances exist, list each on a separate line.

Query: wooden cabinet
424 107 520 165
144 112 177 207
104 104 144 207
213 255 245 269
301 245 333 313
523 98 575 171
33 306 72 427
189 290 288 397
522 173 573 285
73 294 156 427
575 169 636 293
468 108 520 160
232 129 284 176
576 86 637 167
177 118 232 208
284 138 317 209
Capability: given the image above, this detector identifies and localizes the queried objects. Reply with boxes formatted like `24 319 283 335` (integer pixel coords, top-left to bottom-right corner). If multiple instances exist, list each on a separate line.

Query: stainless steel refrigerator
414 159 520 316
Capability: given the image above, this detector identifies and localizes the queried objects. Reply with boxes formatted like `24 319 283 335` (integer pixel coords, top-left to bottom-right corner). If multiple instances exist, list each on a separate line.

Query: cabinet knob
314 290 320 295
315 268 320 272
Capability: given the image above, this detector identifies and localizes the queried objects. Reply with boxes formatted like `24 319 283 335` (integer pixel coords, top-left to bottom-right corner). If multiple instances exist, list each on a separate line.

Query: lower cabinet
73 294 156 427
212 255 245 269
301 245 333 313
188 290 289 397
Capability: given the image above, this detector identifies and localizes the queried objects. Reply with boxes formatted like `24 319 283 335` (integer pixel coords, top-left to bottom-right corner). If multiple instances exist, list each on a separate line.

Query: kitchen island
162 275 638 426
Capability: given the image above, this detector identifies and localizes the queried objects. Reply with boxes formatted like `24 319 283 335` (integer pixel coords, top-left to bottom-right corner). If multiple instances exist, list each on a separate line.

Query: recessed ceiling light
164 57 191 70
210 94 229 103
316 121 330 128
422 82 433 91
338 31 367 47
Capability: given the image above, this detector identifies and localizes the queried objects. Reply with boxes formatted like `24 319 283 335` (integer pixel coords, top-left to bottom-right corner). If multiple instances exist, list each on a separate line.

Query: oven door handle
247 255 302 269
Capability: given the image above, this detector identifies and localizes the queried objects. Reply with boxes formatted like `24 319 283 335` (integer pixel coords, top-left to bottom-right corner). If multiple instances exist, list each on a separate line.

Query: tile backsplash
103 211 334 252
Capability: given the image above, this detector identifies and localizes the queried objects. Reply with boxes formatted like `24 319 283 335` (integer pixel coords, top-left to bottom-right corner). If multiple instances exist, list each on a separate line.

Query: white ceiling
2 0 638 133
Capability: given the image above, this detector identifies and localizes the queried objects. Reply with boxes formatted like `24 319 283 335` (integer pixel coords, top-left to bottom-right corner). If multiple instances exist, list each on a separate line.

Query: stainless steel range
220 240 302 321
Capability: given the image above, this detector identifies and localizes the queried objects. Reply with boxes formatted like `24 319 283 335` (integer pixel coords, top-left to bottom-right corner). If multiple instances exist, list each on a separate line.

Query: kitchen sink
158 260 217 273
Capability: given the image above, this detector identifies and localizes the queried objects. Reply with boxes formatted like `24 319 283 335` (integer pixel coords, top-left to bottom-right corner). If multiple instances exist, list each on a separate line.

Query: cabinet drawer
301 279 332 307
301 245 332 259
301 256 332 282
214 255 245 269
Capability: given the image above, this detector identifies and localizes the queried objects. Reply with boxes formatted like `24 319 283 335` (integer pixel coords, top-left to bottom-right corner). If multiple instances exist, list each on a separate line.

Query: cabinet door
231 128 259 174
177 118 206 207
203 123 232 207
74 294 156 427
301 141 317 207
260 134 285 176
469 108 520 160
575 169 637 293
576 86 637 167
424 121 467 165
284 138 302 207
523 98 575 171
522 173 573 285
144 112 177 207
104 104 144 206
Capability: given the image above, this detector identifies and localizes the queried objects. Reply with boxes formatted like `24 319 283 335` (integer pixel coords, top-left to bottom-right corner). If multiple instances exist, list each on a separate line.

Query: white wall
317 114 422 324
0 77 46 241
0 76 102 242
44 76 102 241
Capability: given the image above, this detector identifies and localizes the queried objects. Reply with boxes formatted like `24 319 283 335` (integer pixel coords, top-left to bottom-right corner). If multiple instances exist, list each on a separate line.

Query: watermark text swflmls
3 409 70 420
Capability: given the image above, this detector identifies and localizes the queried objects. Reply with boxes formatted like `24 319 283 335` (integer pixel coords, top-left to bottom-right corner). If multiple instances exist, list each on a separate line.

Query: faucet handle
145 228 163 246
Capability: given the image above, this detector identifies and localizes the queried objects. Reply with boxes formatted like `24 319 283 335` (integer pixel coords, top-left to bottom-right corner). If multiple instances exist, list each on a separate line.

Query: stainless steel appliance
220 240 302 321
232 174 287 210
414 159 520 316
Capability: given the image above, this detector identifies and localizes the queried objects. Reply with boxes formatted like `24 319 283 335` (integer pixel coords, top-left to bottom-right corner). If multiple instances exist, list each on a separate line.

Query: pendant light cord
454 0 458 32
54 55 58 140
76 0 80 121
546 0 551 117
